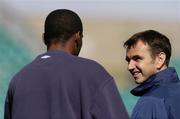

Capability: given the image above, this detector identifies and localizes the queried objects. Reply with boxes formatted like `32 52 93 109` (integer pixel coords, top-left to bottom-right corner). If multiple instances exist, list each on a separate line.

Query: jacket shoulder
132 96 168 119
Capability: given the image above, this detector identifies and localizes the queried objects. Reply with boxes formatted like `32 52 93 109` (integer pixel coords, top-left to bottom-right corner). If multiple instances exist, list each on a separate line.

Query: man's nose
128 60 136 71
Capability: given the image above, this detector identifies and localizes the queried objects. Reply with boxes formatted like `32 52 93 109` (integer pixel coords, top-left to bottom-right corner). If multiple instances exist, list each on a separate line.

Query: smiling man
124 30 180 119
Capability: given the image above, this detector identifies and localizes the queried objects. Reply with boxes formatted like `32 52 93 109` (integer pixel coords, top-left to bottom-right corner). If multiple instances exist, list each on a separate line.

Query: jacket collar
131 67 179 96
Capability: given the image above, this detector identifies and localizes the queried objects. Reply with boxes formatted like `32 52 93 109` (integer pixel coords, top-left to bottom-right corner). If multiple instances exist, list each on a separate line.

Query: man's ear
42 33 45 44
75 31 80 40
74 32 81 46
156 52 166 69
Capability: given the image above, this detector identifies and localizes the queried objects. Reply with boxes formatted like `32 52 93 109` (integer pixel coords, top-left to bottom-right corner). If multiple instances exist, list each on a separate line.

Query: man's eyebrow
126 55 142 61
131 55 142 60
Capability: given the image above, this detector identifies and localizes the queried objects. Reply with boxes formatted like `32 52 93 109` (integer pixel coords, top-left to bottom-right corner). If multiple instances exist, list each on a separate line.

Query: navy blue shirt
5 51 129 119
131 67 180 119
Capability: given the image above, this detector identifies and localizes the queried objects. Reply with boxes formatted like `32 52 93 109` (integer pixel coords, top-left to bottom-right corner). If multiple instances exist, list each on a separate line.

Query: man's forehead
128 40 148 51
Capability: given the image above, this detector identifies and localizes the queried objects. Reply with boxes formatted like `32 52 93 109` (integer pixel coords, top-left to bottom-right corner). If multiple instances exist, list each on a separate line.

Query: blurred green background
0 0 180 118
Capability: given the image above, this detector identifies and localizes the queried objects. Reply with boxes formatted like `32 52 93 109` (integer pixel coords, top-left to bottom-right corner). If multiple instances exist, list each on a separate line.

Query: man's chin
134 78 143 84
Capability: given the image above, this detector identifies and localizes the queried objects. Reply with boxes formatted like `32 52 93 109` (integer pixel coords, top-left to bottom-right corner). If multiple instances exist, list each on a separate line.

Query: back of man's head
43 9 83 48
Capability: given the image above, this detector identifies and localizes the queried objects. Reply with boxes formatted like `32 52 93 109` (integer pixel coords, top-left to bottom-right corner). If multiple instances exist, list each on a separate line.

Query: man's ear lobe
157 52 166 69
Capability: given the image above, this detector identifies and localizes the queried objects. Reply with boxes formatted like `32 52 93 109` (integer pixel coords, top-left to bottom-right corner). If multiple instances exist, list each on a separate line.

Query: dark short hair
44 9 83 47
124 30 172 66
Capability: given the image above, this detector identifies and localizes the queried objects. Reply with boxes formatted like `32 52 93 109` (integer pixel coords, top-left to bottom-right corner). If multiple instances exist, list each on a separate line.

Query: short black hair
124 30 172 66
44 9 83 47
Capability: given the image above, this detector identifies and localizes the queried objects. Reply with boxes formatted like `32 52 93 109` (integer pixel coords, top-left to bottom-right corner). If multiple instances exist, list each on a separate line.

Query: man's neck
157 65 168 73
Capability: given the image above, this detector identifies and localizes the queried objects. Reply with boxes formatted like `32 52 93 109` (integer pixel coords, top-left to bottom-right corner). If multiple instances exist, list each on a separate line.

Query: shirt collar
131 67 179 96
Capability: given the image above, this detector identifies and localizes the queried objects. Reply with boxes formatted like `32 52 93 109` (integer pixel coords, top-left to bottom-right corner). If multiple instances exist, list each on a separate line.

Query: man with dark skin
4 9 129 119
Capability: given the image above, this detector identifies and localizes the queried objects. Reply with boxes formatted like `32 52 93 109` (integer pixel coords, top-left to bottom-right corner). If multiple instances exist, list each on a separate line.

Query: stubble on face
126 40 158 84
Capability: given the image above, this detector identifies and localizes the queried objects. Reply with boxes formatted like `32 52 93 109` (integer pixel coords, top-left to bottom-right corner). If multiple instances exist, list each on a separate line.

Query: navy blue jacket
131 67 180 119
4 51 129 119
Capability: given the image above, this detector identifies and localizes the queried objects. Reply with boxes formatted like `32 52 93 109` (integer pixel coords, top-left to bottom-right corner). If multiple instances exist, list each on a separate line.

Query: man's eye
134 58 140 61
133 57 141 61
126 59 130 63
125 57 130 63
